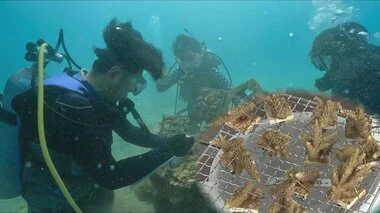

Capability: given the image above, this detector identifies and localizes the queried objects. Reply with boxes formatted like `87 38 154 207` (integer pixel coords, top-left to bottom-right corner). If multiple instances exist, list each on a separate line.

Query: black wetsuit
11 73 173 211
310 22 380 114
157 52 231 123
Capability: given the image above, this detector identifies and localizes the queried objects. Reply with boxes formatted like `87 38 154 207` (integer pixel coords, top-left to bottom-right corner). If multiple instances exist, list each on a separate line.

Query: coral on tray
210 135 260 181
266 195 307 213
210 99 260 131
302 120 338 165
257 129 291 159
224 110 260 134
270 170 320 200
327 148 372 209
224 182 262 212
267 183 308 213
312 97 342 129
341 106 372 140
263 94 294 124
206 95 379 212
337 136 380 165
195 79 265 125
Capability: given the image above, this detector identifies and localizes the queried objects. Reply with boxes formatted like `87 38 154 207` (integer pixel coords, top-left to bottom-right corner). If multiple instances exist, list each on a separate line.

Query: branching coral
194 88 231 123
327 148 372 209
341 106 372 140
337 136 380 164
159 115 192 136
209 99 259 128
263 94 293 123
266 183 307 213
257 129 291 159
225 113 260 134
224 182 262 212
170 155 198 186
302 120 338 165
312 97 342 129
210 135 260 181
269 170 320 200
196 79 264 125
266 195 307 213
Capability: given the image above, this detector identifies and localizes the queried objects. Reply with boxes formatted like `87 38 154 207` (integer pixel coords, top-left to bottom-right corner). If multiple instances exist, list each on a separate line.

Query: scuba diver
156 34 232 127
309 21 380 114
0 18 194 212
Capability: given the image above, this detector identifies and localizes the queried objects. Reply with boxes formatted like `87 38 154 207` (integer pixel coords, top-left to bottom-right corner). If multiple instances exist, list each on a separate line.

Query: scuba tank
0 66 35 199
0 31 70 199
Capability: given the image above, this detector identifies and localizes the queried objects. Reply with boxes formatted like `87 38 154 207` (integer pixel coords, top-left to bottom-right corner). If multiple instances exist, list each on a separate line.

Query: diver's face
104 66 146 102
176 51 203 72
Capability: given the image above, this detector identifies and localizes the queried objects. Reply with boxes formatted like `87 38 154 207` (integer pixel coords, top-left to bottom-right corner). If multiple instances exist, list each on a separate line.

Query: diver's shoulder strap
1 72 90 126
44 73 89 96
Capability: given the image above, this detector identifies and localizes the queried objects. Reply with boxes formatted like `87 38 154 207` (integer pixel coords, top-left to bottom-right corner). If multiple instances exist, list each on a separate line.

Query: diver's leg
80 187 115 212
27 203 64 213
27 204 44 213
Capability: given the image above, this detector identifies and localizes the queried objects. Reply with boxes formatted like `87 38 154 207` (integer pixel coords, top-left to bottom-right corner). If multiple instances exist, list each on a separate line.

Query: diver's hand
177 71 189 84
168 134 194 157
315 75 333 92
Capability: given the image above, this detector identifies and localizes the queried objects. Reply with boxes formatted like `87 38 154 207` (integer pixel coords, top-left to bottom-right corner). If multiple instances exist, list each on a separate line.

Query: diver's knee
92 187 115 205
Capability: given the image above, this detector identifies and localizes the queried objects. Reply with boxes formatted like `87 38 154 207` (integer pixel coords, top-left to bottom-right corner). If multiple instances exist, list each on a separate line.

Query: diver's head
88 18 164 103
309 22 370 71
173 34 204 72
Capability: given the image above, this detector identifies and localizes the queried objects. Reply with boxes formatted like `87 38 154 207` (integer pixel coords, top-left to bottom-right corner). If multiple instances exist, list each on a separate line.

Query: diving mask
129 74 147 96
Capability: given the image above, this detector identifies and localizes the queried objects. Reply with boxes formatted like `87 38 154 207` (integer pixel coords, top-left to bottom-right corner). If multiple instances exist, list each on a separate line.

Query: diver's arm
53 93 174 190
74 141 173 190
112 117 169 149
156 68 182 92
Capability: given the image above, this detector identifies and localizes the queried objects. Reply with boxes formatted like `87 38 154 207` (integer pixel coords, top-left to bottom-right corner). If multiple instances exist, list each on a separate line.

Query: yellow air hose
37 43 82 213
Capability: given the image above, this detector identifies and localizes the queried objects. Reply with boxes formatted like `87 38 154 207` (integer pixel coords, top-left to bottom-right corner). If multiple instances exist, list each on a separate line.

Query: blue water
1 1 380 121
1 1 380 212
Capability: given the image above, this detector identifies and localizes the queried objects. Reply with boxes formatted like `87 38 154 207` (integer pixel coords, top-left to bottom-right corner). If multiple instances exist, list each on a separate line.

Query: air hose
37 43 82 213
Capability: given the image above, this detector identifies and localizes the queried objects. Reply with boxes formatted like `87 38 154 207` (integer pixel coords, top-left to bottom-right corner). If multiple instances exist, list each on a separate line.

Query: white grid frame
195 94 380 213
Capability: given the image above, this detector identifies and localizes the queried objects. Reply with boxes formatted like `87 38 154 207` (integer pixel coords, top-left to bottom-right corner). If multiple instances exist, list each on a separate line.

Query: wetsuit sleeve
156 68 182 92
112 116 169 149
52 92 173 190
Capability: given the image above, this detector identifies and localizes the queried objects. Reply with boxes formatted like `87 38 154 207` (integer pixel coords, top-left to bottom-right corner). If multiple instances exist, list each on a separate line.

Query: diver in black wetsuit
309 22 380 114
156 34 231 126
11 18 194 212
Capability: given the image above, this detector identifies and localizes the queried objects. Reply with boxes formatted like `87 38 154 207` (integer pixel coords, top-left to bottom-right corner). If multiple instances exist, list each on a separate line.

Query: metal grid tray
196 94 380 213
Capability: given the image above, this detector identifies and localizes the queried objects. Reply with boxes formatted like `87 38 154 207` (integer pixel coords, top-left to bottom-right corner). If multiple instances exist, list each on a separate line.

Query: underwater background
1 1 380 212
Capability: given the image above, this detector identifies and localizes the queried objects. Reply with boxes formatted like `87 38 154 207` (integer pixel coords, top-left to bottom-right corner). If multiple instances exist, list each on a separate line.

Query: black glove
315 75 333 92
167 134 195 157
